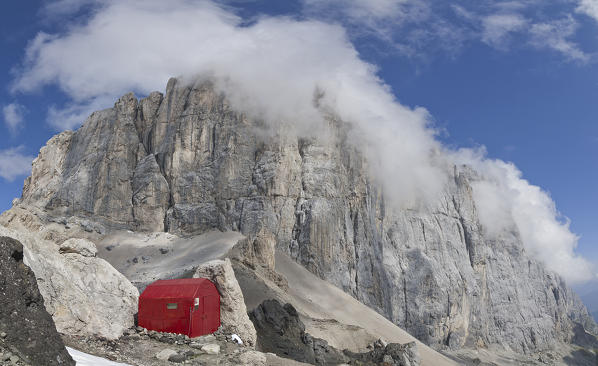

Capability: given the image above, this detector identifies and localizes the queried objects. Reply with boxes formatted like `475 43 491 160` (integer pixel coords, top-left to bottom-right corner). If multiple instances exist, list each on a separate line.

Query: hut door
203 295 219 333
190 297 204 337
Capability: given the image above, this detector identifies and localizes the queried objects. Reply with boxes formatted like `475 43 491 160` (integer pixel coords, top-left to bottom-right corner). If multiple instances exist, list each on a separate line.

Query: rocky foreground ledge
62 318 421 366
62 326 273 366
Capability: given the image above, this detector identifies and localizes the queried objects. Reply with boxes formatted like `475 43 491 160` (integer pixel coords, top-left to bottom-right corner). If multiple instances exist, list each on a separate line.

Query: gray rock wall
17 77 596 353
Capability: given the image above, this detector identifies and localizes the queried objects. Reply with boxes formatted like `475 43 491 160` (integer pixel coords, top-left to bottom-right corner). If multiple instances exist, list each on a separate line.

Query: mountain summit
3 77 597 364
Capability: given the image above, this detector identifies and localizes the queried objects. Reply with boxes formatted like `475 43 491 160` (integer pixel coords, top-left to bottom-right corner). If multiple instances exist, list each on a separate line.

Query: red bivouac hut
138 278 220 337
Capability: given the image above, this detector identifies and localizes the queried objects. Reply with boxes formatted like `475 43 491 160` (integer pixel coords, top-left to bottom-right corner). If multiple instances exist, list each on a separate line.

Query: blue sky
1 0 598 278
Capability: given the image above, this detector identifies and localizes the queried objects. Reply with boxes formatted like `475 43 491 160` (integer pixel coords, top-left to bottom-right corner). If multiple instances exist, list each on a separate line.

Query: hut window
166 303 178 310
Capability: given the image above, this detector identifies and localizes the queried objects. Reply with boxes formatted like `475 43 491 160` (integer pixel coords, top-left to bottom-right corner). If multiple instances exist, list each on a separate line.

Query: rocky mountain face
13 77 596 354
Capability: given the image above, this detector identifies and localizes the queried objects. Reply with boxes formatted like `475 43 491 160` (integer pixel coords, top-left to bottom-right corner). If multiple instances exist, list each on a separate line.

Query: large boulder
231 227 276 271
237 350 267 366
193 258 257 346
249 299 347 366
0 225 139 340
59 238 97 257
229 227 288 290
0 236 75 365
344 342 421 366
250 299 420 366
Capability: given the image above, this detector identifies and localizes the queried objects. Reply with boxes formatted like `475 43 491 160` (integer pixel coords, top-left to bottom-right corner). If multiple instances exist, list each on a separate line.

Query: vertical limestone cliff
14 77 596 354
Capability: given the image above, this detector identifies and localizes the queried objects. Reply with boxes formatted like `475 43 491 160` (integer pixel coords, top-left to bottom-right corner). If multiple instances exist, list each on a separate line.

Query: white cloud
12 0 446 207
481 14 527 48
454 149 594 284
529 17 589 62
0 146 34 181
577 0 598 22
2 103 26 135
451 4 476 21
12 0 594 284
47 97 113 130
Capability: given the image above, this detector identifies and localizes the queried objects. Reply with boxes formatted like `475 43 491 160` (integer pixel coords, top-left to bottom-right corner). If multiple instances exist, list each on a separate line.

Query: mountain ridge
10 76 597 356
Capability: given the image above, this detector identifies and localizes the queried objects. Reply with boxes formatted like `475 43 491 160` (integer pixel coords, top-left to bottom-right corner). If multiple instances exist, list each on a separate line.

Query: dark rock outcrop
345 342 420 366
249 299 349 365
571 322 598 349
0 236 75 366
249 299 420 366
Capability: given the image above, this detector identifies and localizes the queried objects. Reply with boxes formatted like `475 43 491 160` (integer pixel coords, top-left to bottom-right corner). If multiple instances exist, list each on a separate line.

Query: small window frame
166 303 178 310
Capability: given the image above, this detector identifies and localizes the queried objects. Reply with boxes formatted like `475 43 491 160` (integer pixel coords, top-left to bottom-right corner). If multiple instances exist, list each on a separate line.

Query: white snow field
67 347 131 366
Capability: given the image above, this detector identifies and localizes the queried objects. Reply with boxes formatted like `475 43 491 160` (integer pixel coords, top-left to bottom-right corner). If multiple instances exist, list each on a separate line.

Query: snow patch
67 347 131 366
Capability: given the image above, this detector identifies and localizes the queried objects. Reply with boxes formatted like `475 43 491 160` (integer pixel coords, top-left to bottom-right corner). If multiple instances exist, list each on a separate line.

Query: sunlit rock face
0 225 139 340
17 77 595 353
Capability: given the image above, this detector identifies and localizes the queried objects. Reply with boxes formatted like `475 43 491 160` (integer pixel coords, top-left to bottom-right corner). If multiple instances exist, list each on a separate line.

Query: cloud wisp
0 146 34 182
455 149 594 284
481 13 527 49
10 0 595 284
303 0 592 62
2 103 26 135
39 0 101 19
577 0 598 22
529 16 589 62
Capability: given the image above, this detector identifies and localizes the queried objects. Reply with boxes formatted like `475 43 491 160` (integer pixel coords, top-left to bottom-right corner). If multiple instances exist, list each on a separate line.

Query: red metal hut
138 278 220 337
